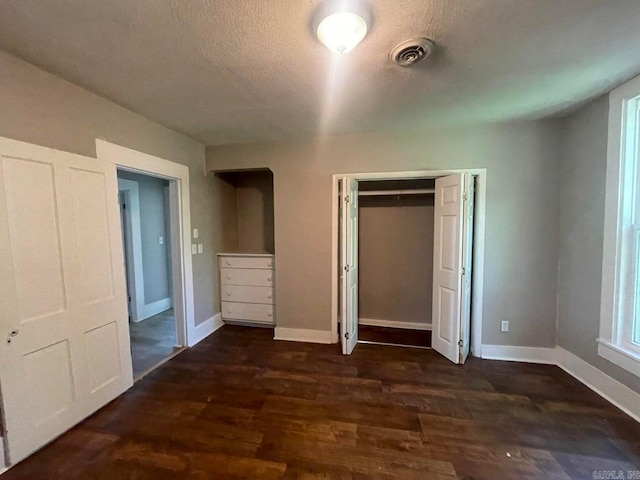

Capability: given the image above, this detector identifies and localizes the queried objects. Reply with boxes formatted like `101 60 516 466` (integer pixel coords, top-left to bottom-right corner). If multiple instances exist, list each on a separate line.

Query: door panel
341 177 358 355
70 167 115 303
0 138 133 465
432 173 465 364
84 322 122 394
24 340 75 426
3 158 66 321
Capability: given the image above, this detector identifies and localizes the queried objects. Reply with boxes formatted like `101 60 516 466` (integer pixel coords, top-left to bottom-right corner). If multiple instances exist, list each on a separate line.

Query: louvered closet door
0 137 132 465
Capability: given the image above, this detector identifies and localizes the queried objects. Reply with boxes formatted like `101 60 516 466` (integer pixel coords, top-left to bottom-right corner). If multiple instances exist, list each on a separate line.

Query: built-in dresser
218 253 275 326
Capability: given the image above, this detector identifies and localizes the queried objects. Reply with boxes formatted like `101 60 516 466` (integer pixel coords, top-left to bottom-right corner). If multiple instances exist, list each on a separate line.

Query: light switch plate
501 321 509 332
191 244 197 255
193 228 199 239
197 243 203 253
159 236 163 245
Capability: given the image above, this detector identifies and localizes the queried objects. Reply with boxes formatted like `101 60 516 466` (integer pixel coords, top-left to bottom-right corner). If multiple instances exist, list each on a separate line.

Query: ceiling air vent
390 38 434 67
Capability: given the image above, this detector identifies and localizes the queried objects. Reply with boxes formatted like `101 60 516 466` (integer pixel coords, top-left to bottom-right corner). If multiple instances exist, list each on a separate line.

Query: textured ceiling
1 1 640 145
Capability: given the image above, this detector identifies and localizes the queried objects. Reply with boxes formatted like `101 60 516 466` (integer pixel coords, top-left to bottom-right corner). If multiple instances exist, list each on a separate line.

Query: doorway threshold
357 340 432 350
133 346 185 382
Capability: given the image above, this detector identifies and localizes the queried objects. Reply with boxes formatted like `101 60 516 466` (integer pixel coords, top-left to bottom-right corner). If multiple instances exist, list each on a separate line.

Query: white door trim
331 168 487 357
96 140 195 348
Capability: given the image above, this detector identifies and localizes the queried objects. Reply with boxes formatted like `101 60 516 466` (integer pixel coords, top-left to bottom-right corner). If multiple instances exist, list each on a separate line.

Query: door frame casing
96 140 195 347
331 168 487 358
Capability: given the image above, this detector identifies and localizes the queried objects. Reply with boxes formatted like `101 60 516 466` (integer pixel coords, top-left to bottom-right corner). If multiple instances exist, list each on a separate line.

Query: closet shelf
358 189 435 197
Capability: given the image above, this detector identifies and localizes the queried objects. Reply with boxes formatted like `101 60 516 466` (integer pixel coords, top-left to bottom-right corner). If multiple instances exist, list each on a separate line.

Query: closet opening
357 179 436 349
331 169 486 364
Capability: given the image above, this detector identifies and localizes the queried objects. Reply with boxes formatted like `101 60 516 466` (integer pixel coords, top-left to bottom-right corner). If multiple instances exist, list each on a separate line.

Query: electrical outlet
191 244 197 255
197 243 203 253
193 228 199 239
501 321 509 332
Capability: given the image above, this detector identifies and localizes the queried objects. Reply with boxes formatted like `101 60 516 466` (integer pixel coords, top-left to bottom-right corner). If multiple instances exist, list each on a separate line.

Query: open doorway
117 170 182 379
332 169 486 364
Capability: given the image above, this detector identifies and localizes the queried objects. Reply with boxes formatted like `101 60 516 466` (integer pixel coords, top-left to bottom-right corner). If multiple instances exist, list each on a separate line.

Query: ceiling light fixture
314 1 371 54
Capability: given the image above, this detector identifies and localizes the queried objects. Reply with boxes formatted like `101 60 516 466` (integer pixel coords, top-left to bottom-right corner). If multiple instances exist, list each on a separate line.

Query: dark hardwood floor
359 324 432 347
5 325 640 479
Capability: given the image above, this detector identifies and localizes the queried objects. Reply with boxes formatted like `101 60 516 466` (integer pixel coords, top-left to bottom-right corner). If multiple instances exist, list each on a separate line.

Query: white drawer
219 256 273 269
221 285 274 304
221 268 273 287
222 302 274 323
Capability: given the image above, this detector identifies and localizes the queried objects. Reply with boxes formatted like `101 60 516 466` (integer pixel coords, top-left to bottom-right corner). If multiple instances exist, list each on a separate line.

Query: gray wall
206 121 562 347
117 170 171 304
236 172 275 253
558 95 640 394
215 171 275 253
0 50 234 326
359 195 434 326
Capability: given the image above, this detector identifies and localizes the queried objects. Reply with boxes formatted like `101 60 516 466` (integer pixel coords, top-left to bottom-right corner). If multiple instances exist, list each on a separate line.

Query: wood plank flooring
359 324 432 347
4 325 640 479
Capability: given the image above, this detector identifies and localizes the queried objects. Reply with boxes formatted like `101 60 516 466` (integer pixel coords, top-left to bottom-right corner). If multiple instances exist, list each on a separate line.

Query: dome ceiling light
314 1 371 54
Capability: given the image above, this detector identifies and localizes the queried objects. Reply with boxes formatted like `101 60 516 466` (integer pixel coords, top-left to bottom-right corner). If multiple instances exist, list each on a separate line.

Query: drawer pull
268 311 272 317
226 275 231 280
267 293 272 299
226 260 231 265
226 291 231 296
267 276 272 282
268 261 272 267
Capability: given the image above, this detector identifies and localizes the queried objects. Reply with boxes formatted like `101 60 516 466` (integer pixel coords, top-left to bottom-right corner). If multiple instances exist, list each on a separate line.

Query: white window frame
599 73 640 376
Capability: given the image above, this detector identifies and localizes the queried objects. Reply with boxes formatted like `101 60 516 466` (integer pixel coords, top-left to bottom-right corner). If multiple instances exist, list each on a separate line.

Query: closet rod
358 189 435 197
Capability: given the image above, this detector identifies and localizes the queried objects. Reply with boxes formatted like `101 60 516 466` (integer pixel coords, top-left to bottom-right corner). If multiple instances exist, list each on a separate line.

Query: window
599 73 640 376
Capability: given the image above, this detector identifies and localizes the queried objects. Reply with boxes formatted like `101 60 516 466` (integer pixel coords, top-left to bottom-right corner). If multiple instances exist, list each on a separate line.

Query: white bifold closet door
340 177 359 355
432 172 474 364
0 137 133 465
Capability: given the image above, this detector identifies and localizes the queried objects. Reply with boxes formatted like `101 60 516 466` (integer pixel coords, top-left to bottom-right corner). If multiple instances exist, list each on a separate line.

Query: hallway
129 308 181 379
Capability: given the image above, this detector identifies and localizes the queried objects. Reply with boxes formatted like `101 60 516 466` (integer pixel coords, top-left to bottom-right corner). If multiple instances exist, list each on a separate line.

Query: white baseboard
359 318 432 331
481 344 557 364
556 347 640 424
274 327 332 344
190 313 223 346
135 297 172 322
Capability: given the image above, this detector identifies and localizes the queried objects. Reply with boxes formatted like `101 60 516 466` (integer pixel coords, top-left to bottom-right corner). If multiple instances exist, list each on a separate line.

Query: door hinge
345 332 350 340
122 202 126 210
458 339 463 347
345 194 350 203
344 265 350 272
462 267 466 276
128 295 131 302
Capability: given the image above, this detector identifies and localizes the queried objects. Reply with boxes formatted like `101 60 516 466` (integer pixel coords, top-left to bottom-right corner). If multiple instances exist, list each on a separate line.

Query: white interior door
460 175 475 362
341 177 359 355
432 173 469 364
0 138 133 464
